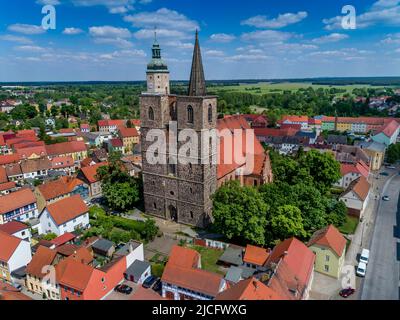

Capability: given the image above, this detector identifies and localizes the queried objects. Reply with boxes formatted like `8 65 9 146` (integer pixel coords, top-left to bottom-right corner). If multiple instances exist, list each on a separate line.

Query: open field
212 82 389 95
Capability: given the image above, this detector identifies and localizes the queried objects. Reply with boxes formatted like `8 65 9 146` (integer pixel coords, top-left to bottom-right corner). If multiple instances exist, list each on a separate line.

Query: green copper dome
147 33 168 72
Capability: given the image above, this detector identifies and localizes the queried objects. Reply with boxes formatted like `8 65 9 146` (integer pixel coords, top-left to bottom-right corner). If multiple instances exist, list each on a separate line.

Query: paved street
361 173 400 300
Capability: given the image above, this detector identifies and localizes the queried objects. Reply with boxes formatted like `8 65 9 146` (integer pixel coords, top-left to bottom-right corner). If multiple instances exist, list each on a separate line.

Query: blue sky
0 0 400 81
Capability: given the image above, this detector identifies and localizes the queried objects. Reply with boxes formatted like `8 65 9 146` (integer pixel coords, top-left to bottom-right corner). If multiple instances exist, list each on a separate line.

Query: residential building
308 225 347 279
91 239 115 258
124 260 151 284
216 278 283 300
357 141 386 171
20 158 52 180
118 127 139 154
0 221 31 242
34 178 71 212
371 119 400 146
340 176 371 219
278 115 309 130
335 161 370 189
38 194 90 236
243 245 270 271
98 119 125 133
0 181 17 195
0 188 38 224
50 156 76 175
107 138 124 154
45 141 88 162
0 231 32 283
161 245 227 300
77 162 107 197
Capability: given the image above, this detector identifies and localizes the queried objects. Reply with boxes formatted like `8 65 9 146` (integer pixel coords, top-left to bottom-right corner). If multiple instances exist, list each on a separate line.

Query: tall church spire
188 30 206 96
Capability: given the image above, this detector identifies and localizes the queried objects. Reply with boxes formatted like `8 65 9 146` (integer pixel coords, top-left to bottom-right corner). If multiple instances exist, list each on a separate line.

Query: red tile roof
98 119 125 127
0 154 20 166
0 283 32 300
268 238 315 288
37 179 70 201
0 166 8 184
110 138 123 148
119 127 139 138
375 119 400 138
58 259 94 292
51 232 76 247
216 278 283 300
0 221 28 235
243 245 270 266
26 246 57 278
130 287 165 300
345 176 370 201
308 225 346 257
45 194 88 226
51 156 74 169
280 115 309 123
0 231 21 262
340 161 369 179
45 141 87 156
161 245 224 298
0 181 16 192
80 162 107 184
0 188 36 215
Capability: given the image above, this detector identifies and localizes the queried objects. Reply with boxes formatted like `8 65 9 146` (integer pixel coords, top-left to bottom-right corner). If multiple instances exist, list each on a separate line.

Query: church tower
140 31 217 228
146 32 170 95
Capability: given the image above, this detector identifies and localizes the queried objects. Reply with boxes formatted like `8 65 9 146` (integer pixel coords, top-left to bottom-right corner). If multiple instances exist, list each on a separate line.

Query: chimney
253 280 258 291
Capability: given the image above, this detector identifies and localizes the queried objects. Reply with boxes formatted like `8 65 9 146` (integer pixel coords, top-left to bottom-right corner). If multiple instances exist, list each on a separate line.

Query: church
140 32 273 228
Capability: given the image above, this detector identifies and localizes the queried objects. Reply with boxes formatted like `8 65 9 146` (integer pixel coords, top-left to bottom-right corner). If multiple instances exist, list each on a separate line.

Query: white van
356 262 367 277
360 249 370 264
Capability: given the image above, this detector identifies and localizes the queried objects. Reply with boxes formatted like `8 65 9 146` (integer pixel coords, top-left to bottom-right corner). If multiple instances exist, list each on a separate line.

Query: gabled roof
110 138 123 148
342 176 370 201
0 166 8 184
243 245 270 266
216 278 282 300
0 231 22 262
0 154 20 166
58 259 95 292
0 181 16 192
80 162 107 184
26 245 57 278
268 237 315 288
44 194 88 226
16 146 47 159
0 188 36 215
45 141 87 156
50 232 76 247
20 158 52 174
0 283 32 300
161 245 223 297
119 127 139 138
375 119 399 138
37 178 70 201
0 221 29 235
98 119 125 127
308 225 346 257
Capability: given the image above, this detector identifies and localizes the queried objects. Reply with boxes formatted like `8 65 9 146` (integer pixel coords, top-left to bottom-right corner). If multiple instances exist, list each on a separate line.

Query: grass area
214 82 388 96
339 215 359 235
188 245 225 275
149 253 168 278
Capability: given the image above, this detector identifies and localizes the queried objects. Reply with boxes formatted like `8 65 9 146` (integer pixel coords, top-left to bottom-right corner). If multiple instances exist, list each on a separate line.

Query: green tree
270 205 307 240
387 143 400 164
212 181 268 245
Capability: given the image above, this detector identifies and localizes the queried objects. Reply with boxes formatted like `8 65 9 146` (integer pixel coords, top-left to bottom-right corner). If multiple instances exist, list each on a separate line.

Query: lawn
188 245 225 275
339 215 359 235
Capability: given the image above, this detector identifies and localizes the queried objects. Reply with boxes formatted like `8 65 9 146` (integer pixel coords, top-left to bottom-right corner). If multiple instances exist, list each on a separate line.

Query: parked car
339 287 355 298
386 165 396 169
356 262 367 277
114 284 133 295
380 172 389 176
360 249 370 264
142 276 158 289
382 196 390 201
153 279 162 292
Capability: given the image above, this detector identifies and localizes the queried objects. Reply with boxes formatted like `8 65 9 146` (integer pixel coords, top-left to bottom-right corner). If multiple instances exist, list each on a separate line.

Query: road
361 173 400 300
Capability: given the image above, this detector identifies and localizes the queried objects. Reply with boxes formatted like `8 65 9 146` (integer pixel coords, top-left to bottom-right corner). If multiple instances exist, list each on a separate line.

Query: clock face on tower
148 82 154 90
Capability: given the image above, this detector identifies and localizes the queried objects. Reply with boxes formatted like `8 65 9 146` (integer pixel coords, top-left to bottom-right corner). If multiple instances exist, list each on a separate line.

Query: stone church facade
140 31 217 228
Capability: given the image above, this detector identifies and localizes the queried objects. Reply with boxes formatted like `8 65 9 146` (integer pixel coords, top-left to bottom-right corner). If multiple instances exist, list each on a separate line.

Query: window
187 105 194 124
325 255 330 262
153 203 157 209
190 211 194 219
208 104 212 122
148 107 154 120
324 265 329 272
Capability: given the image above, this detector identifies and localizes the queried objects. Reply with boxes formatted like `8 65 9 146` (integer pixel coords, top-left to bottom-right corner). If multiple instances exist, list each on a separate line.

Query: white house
339 176 371 219
39 194 90 236
371 120 400 146
0 188 38 225
335 161 370 189
0 231 32 283
0 221 32 242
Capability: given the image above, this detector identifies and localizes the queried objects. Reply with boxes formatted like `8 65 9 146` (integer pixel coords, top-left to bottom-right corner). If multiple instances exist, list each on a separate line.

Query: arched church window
148 107 154 120
208 104 213 123
187 105 194 124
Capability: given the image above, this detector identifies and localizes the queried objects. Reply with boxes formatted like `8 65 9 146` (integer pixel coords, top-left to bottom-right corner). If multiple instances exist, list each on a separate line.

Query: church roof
147 32 168 72
188 30 207 97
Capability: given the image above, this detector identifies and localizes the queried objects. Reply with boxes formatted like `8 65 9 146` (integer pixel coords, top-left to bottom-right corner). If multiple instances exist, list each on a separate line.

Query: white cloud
204 50 225 57
0 35 33 44
71 0 135 14
225 54 271 62
14 45 47 52
312 33 349 44
241 11 308 29
89 26 132 38
381 33 400 44
323 0 400 30
134 28 188 40
241 30 293 43
93 38 133 48
63 27 84 35
124 8 199 31
8 24 46 35
209 33 236 43
36 0 60 5
99 49 146 60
